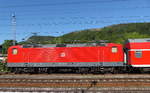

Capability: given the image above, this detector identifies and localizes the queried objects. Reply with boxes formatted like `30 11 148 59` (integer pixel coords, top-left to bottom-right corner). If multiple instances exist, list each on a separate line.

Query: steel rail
0 78 150 83
1 87 150 92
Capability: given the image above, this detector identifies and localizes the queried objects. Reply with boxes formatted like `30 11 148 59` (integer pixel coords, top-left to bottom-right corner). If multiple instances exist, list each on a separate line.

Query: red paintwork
125 42 150 66
125 42 150 49
8 43 124 64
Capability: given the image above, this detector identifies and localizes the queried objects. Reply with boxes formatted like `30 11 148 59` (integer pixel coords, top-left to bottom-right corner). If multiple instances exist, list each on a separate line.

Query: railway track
1 74 150 79
0 77 150 88
0 78 150 83
0 74 150 92
1 87 150 93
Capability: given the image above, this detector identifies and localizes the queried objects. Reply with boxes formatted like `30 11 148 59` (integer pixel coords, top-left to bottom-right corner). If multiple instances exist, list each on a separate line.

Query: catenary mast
12 13 16 45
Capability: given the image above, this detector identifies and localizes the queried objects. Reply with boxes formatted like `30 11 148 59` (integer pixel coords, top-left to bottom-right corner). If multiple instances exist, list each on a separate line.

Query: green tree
2 40 15 54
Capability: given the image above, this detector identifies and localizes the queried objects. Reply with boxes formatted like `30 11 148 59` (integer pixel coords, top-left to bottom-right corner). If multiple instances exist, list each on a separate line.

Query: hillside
19 36 55 44
21 23 150 44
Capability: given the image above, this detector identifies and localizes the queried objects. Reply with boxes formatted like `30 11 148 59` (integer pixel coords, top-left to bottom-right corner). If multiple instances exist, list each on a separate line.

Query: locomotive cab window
135 51 142 58
112 47 118 53
12 48 18 55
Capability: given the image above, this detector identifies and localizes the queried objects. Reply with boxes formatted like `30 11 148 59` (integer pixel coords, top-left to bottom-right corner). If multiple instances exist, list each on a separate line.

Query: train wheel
12 68 21 74
47 68 53 74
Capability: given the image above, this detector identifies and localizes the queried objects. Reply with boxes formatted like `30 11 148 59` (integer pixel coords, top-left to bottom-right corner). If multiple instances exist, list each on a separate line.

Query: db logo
60 52 66 57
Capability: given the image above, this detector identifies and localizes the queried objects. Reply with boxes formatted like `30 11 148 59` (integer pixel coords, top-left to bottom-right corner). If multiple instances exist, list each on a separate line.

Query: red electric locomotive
7 42 124 73
7 38 150 73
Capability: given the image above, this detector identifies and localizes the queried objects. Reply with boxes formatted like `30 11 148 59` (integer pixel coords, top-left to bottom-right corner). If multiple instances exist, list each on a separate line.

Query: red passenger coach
125 39 150 67
7 43 124 69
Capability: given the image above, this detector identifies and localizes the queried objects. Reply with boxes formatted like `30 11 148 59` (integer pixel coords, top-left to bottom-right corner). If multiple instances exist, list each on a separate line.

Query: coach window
112 47 118 53
12 48 18 55
135 51 142 58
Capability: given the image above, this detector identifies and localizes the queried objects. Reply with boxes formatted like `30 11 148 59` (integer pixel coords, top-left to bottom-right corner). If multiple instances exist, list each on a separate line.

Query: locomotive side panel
107 43 124 63
7 43 124 67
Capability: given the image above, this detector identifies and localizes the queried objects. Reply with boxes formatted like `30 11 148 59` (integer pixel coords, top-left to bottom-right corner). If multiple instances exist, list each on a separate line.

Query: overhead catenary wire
0 0 129 8
0 0 148 43
0 19 149 36
0 5 149 17
0 15 150 21
0 16 150 26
